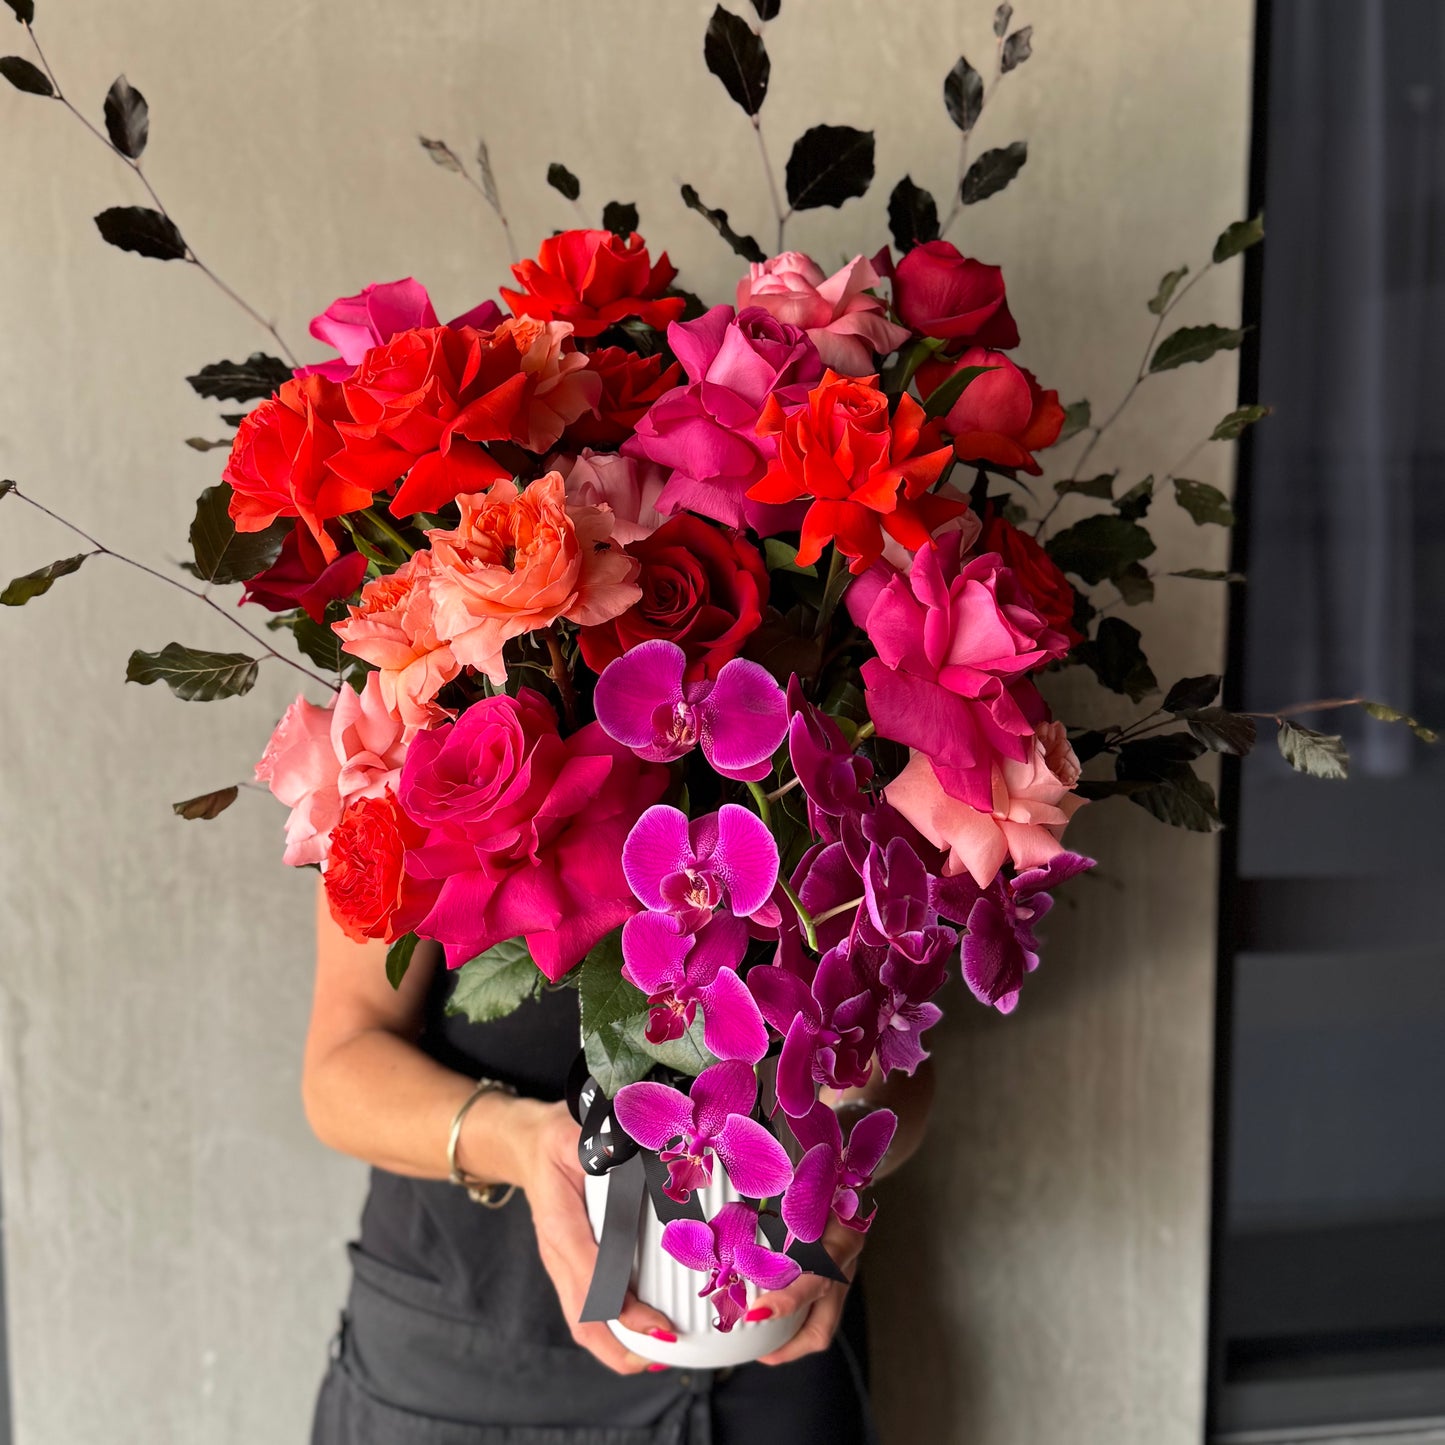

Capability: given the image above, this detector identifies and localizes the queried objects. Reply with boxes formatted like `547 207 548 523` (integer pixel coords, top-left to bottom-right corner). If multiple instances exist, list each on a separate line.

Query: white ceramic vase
583 1163 803 1369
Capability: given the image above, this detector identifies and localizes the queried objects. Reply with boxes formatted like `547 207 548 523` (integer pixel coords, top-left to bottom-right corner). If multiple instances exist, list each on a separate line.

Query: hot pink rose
400 689 670 979
554 449 668 545
297 277 504 381
332 550 460 730
736 252 910 376
848 532 1070 813
254 671 412 866
624 305 823 532
886 722 1086 887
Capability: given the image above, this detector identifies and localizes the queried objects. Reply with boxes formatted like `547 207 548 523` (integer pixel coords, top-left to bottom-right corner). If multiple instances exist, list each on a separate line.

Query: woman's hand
750 1216 866 1367
510 1098 679 1376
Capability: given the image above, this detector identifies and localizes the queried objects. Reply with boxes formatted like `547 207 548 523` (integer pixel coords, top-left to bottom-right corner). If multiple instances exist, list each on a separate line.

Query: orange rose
425 472 641 683
323 790 438 944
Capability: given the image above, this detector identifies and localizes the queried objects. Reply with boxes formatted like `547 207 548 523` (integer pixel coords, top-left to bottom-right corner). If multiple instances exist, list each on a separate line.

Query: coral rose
577 514 768 682
749 371 961 573
625 305 824 533
562 347 682 449
254 670 413 866
891 241 1019 350
224 374 379 563
736 252 909 376
323 790 439 944
555 450 668 545
886 722 1086 887
425 473 641 683
492 316 602 453
298 276 503 381
501 229 685 339
400 689 671 978
917 348 1065 475
332 549 460 729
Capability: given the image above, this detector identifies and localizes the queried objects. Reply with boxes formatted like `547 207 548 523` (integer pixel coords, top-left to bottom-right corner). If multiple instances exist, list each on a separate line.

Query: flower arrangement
4 0 1431 1347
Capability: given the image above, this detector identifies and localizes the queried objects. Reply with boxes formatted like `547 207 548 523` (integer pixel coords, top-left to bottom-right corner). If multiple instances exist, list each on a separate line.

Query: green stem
360 507 417 559
854 720 876 743
813 895 864 929
764 774 802 803
777 877 818 952
744 779 773 828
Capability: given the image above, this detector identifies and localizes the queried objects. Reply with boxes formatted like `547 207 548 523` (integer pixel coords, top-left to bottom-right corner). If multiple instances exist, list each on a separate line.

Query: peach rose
736 252 910 376
554 449 668 545
496 316 603 453
332 549 460 729
254 671 412 866
886 721 1087 887
426 472 641 683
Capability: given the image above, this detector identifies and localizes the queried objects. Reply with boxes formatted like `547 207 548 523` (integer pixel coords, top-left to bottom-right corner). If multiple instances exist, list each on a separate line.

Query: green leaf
763 538 816 576
1053 472 1114 500
1363 700 1439 744
1210 403 1272 440
921 364 993 421
103 74 148 159
1055 400 1090 444
785 124 875 211
3 2 36 25
584 1016 654 1095
633 1012 716 1077
1181 706 1257 756
386 933 419 990
1276 719 1348 780
171 785 239 821
447 937 541 1020
419 137 463 173
1170 567 1246 583
1150 324 1247 373
961 140 1027 205
1046 514 1155 585
125 643 258 701
1172 477 1235 526
1125 771 1223 832
679 183 766 264
186 353 290 402
1147 265 1188 315
1112 562 1154 606
1163 674 1221 712
188 483 289 584
94 205 186 261
578 931 647 1037
1212 212 1264 264
1114 475 1153 521
703 3 769 116
547 161 581 201
289 614 345 672
1 54 51 95
1073 617 1157 701
1 551 88 606
993 3 1012 37
943 56 984 132
601 200 639 238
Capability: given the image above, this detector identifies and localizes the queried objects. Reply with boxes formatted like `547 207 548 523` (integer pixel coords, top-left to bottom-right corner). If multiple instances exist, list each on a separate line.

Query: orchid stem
777 877 819 952
763 774 802 803
744 779 773 827
812 896 864 929
854 721 875 743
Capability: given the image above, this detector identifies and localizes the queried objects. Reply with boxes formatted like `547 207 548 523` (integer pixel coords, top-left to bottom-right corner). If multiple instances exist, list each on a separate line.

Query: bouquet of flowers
5 0 1427 1367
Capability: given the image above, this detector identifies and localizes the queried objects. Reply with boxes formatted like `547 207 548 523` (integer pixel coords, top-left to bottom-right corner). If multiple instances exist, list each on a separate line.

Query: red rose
240 521 368 621
500 230 686 339
563 347 682 448
917 347 1065 476
980 506 1083 645
323 790 439 945
224 374 377 562
577 514 768 681
892 241 1019 350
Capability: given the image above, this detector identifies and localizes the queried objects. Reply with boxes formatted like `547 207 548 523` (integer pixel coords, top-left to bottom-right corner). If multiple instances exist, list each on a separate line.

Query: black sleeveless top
357 939 584 1343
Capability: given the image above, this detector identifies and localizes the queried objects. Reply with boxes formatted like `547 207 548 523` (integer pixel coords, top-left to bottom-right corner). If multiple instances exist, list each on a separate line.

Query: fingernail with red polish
649 1328 678 1343
647 1362 668 1372
744 1305 773 1322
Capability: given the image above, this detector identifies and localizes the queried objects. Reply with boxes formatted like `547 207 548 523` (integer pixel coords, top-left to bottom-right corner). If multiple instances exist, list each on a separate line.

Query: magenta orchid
623 803 781 932
786 678 874 841
782 1102 898 1243
620 910 768 1063
594 639 789 781
661 1202 801 1332
612 1060 793 1203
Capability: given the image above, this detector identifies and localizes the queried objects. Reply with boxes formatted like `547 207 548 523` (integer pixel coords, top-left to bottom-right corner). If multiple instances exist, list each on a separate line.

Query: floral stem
11 487 335 690
777 876 818 952
359 507 417 559
854 720 875 743
24 22 297 365
814 546 851 640
764 774 802 803
813 896 864 929
543 624 578 730
752 117 787 254
744 779 773 827
1239 695 1367 722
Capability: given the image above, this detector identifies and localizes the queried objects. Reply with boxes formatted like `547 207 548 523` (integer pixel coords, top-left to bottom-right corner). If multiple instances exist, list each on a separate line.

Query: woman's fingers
756 1283 847 1366
616 1287 678 1341
745 1269 832 1325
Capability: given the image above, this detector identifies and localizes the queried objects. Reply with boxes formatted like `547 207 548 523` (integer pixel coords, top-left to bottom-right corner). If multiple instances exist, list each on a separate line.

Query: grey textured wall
0 2 1251 1441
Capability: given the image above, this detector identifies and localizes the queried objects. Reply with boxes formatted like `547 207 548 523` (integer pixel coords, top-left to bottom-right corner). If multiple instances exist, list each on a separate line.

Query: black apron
310 944 877 1444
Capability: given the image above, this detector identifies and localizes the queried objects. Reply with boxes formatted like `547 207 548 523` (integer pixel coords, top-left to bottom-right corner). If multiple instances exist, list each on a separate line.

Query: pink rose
736 252 910 376
890 241 1019 350
624 304 823 532
297 277 504 381
849 533 1070 813
254 671 412 866
554 449 669 545
399 689 671 979
887 722 1086 886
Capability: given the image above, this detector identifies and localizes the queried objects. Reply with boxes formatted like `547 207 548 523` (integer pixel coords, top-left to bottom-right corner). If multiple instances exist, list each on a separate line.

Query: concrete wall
0 2 1252 1441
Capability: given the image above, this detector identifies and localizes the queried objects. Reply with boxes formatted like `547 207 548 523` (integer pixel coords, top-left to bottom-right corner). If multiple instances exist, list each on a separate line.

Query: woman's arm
301 879 674 1372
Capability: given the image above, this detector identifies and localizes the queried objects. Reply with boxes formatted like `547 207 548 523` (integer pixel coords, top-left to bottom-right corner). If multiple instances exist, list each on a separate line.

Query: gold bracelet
446 1077 518 1209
